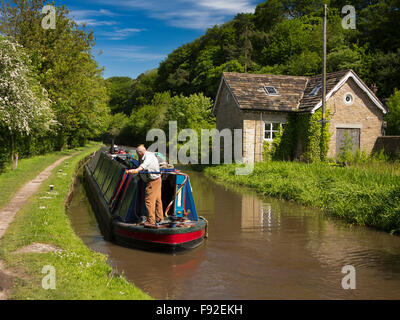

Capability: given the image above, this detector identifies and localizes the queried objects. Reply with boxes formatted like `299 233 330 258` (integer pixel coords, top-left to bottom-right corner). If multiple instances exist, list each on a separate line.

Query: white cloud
101 28 145 40
75 19 117 27
69 8 119 27
101 45 166 61
96 0 257 30
197 0 255 14
69 7 145 39
69 9 118 19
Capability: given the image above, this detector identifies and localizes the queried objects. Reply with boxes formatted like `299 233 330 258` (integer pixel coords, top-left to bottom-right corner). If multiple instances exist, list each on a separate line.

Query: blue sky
59 0 260 79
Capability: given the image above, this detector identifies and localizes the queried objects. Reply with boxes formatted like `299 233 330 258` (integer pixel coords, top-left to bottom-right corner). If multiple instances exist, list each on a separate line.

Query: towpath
0 153 78 240
0 153 78 299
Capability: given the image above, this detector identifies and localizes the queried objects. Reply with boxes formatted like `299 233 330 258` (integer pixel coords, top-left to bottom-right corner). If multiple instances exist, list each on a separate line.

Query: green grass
205 160 400 234
0 143 152 300
0 144 97 211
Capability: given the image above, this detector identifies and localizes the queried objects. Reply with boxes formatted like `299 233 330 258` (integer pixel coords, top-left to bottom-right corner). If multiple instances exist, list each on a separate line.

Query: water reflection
68 170 400 300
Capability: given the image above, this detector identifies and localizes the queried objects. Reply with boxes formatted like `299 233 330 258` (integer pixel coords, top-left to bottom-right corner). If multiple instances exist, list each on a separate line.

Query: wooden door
336 128 360 156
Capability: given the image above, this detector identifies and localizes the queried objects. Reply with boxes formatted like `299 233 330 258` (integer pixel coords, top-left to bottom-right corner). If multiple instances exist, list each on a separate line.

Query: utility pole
321 3 328 161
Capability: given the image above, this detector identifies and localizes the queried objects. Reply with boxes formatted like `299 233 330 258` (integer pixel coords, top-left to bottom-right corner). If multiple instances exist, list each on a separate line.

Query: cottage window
264 122 285 141
310 84 321 96
344 93 354 106
264 86 279 96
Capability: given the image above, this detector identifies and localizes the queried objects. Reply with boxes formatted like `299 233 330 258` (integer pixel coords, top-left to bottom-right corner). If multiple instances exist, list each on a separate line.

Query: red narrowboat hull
113 222 207 252
83 160 207 253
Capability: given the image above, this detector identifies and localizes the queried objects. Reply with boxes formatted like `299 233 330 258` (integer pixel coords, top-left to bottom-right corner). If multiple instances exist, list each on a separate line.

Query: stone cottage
213 69 387 162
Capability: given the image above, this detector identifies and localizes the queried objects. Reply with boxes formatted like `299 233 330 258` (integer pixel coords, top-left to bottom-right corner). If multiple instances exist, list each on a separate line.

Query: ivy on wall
263 109 331 162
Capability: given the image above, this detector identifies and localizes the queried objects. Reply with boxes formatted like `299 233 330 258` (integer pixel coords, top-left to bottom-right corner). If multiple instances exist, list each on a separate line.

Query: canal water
68 170 400 300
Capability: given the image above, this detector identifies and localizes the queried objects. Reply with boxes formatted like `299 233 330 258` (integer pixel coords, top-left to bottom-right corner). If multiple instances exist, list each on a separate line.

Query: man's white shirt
139 151 161 182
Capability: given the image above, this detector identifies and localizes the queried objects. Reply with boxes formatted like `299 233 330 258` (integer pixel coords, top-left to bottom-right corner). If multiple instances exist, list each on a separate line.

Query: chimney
370 83 377 95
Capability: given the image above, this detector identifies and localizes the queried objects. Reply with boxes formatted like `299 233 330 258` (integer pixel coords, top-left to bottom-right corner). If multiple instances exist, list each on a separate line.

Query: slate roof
298 69 350 112
215 69 384 114
221 72 308 112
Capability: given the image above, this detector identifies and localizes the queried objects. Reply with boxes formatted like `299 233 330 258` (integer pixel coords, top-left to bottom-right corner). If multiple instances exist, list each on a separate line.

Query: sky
58 0 261 79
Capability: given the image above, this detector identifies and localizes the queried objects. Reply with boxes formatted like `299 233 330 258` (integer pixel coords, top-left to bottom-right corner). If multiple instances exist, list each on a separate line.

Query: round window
344 93 354 106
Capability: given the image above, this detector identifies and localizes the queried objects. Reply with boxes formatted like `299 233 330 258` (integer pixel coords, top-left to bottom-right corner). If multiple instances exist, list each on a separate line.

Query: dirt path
0 153 77 300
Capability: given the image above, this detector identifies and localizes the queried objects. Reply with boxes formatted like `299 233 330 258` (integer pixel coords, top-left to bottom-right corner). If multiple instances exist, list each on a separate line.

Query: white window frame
264 86 279 96
264 122 285 141
344 92 354 106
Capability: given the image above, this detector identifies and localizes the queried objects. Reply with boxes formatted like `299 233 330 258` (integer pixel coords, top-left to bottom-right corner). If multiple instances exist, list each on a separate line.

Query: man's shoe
139 216 147 225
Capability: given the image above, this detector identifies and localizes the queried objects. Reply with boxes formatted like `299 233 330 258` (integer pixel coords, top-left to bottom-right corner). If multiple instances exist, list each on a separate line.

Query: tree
0 36 54 169
129 69 159 111
233 13 255 73
125 92 172 143
106 77 133 115
0 0 110 148
356 0 400 53
164 93 215 134
254 0 285 32
367 49 400 100
386 89 400 136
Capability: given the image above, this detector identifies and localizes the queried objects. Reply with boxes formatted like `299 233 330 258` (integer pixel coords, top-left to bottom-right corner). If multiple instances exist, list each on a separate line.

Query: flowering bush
0 37 55 134
0 36 55 168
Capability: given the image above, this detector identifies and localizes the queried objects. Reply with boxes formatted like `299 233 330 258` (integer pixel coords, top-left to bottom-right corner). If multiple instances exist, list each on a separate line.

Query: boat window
176 189 182 208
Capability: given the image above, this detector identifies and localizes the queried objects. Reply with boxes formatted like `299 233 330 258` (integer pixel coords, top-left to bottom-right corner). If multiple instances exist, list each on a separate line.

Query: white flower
0 37 56 136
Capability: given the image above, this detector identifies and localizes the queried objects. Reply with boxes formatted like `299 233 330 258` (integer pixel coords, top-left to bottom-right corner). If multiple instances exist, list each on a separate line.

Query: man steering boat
127 144 164 226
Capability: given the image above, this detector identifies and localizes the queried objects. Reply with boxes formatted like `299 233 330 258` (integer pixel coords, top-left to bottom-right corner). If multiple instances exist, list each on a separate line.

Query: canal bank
204 161 400 234
0 144 151 300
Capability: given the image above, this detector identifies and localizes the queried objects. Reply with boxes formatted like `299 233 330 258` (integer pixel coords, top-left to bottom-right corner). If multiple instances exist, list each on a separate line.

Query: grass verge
0 143 152 300
0 144 97 211
204 161 400 234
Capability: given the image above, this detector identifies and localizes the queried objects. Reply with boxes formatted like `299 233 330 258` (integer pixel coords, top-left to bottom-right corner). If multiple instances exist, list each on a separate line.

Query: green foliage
125 92 171 144
0 144 151 299
386 89 400 135
114 92 215 148
105 77 134 115
263 125 285 161
107 1 400 149
0 35 55 170
273 115 297 160
262 18 318 66
336 132 370 165
262 141 271 161
254 0 285 32
0 0 110 150
0 145 90 210
205 159 400 233
147 0 400 105
370 149 392 162
165 93 215 134
129 69 159 111
366 49 400 99
268 109 331 162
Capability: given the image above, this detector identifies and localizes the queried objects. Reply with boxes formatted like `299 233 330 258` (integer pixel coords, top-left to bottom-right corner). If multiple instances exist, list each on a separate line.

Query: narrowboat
83 148 208 253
